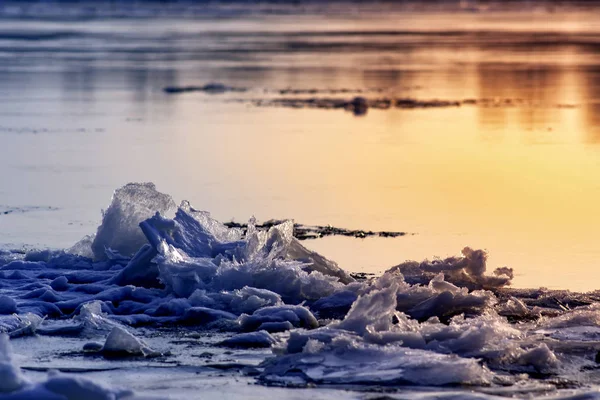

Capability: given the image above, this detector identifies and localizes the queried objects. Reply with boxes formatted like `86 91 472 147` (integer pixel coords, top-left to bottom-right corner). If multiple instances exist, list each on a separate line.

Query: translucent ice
389 247 513 290
90 183 176 260
102 326 156 357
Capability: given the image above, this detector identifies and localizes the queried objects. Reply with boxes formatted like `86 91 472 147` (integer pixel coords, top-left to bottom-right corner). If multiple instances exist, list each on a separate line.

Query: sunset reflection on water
0 4 599 290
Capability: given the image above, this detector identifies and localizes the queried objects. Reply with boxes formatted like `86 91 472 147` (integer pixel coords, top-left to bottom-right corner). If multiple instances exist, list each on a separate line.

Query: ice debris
0 182 595 392
219 331 276 348
101 326 158 357
389 247 514 291
0 333 133 399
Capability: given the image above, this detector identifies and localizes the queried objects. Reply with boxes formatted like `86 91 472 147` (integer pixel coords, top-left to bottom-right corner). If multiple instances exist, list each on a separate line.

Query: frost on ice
2 182 600 396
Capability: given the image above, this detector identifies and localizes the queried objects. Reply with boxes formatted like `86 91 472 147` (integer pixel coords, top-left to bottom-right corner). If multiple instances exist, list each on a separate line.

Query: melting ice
1 183 600 399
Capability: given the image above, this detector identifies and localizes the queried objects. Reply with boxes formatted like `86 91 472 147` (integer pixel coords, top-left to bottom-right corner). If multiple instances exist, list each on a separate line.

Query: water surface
1 2 600 290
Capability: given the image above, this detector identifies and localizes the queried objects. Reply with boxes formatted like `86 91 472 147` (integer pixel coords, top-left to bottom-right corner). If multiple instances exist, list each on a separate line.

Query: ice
0 334 27 393
497 296 531 319
109 244 160 288
90 183 176 260
0 296 17 314
541 303 600 328
261 335 494 386
238 305 318 332
181 307 237 326
257 321 294 333
263 269 560 385
188 287 283 315
389 247 513 290
149 216 346 302
67 234 95 259
0 333 132 399
219 331 277 348
179 201 244 244
332 274 399 336
141 206 352 298
49 276 69 292
83 341 104 352
42 371 134 400
1 313 44 338
516 344 558 372
2 182 600 396
310 290 357 319
101 326 157 357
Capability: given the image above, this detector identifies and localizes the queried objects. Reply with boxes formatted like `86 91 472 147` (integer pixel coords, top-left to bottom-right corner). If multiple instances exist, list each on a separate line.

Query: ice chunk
0 296 17 315
222 287 283 314
332 275 399 336
154 241 343 303
67 234 95 259
90 183 176 260
517 343 558 372
3 313 44 338
139 203 243 259
326 274 425 347
310 290 357 319
261 334 493 386
139 205 348 303
238 305 318 332
189 287 283 315
179 201 244 243
406 288 497 322
151 298 191 317
497 296 531 319
109 244 160 288
219 331 276 348
541 303 600 328
24 249 57 263
36 300 116 337
389 247 513 290
287 238 354 284
102 326 156 357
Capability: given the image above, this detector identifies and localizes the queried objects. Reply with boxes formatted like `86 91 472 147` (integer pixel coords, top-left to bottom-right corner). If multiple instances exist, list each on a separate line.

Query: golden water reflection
1 8 600 291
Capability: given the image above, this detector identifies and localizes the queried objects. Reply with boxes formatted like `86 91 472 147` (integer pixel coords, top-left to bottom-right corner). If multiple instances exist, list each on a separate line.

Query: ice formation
2 183 600 398
90 182 176 260
101 326 157 357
